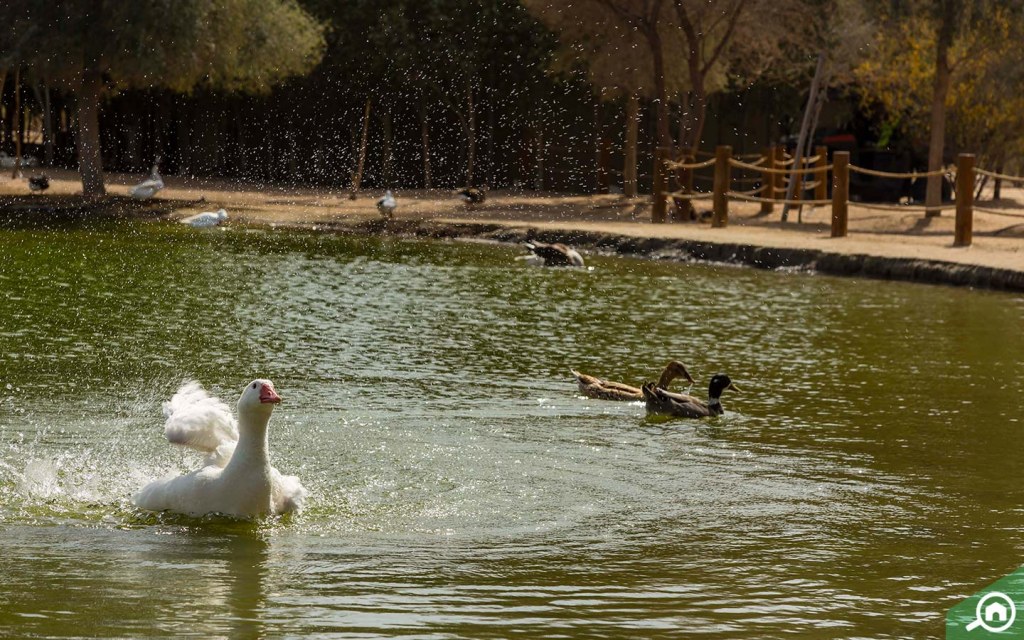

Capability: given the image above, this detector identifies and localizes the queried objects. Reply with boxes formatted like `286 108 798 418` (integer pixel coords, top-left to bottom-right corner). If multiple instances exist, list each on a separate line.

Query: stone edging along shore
274 217 1024 293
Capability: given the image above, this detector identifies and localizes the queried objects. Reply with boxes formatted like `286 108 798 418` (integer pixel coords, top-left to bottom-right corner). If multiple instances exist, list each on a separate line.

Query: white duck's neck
227 407 272 469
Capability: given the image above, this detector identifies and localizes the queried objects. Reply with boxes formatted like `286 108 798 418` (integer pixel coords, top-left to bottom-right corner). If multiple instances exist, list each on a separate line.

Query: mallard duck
572 360 696 401
642 373 740 418
524 241 585 267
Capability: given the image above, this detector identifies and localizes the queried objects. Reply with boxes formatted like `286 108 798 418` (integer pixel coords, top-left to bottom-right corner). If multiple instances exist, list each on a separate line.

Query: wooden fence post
772 145 784 207
652 146 668 223
954 153 974 247
831 151 849 238
596 136 611 194
760 145 775 215
712 145 732 228
814 145 828 201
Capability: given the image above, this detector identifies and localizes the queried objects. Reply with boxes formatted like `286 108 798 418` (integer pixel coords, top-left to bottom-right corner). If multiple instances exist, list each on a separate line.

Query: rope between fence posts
731 185 769 197
848 165 948 179
663 190 714 201
973 205 1024 219
730 158 832 175
975 168 1024 183
664 157 717 170
726 192 831 206
852 201 958 212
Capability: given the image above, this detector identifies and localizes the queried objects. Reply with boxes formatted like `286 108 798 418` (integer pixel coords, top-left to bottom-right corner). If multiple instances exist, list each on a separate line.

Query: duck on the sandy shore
457 186 487 206
130 156 164 200
377 190 397 219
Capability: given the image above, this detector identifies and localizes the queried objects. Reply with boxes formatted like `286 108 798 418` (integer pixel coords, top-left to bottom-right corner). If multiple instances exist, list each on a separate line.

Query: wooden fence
651 145 1024 247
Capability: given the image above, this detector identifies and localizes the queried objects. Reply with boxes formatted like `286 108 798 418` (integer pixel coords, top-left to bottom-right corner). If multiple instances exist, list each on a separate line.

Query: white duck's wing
162 381 239 464
271 466 308 514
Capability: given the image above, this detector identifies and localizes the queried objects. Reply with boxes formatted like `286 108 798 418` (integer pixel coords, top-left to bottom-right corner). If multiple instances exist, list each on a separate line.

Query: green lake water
1 220 1023 638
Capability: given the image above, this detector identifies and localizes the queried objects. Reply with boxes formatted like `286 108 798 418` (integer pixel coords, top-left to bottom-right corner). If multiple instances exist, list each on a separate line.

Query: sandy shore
4 168 1024 290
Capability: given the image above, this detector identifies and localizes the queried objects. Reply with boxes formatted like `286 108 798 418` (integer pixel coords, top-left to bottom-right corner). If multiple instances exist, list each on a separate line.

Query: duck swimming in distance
523 241 585 267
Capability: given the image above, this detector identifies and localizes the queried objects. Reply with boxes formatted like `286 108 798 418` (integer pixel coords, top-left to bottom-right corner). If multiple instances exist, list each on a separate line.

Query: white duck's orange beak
259 383 282 404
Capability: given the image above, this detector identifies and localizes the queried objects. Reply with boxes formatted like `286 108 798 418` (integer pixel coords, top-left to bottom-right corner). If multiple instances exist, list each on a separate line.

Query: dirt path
4 168 1024 278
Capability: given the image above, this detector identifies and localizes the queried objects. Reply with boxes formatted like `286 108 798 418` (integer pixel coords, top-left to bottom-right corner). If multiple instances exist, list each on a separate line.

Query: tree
0 0 324 195
525 0 690 196
595 0 673 149
855 0 1003 215
526 0 814 209
948 8 1024 196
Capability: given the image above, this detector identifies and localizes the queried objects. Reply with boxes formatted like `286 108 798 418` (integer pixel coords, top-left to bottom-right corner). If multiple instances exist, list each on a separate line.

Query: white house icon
986 600 1010 623
964 590 1017 632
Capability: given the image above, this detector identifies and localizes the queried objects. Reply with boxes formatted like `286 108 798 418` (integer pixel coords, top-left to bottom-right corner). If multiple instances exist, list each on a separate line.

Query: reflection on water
0 221 1023 637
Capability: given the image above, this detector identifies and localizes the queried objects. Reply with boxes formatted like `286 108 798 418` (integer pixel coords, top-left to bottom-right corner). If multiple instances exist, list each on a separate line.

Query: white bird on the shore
135 379 307 518
0 151 39 169
129 156 164 199
180 208 228 228
377 190 397 219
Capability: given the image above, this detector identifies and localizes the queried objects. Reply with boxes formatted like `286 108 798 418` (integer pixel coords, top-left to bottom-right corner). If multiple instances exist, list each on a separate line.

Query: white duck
135 379 307 518
180 208 228 228
377 190 397 219
129 156 165 199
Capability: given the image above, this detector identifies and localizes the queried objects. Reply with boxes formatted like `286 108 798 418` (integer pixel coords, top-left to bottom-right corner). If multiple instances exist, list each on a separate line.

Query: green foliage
0 0 325 93
855 0 1024 156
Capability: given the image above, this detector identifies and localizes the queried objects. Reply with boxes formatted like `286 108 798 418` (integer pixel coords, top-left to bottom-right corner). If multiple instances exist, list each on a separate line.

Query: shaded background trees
1 0 1022 199
0 0 324 195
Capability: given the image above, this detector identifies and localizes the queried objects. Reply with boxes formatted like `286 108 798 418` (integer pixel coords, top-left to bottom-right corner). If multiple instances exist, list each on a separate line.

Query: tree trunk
594 96 609 194
76 70 106 195
42 84 53 166
0 68 6 148
533 126 544 191
925 17 953 217
12 67 21 178
676 66 708 221
624 92 639 198
349 96 371 200
781 53 826 222
485 78 497 186
994 156 1003 200
647 26 671 149
381 109 393 188
420 105 432 189
466 82 476 188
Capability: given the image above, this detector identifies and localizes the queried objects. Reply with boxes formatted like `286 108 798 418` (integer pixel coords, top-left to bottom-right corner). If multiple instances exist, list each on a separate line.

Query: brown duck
571 360 696 401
